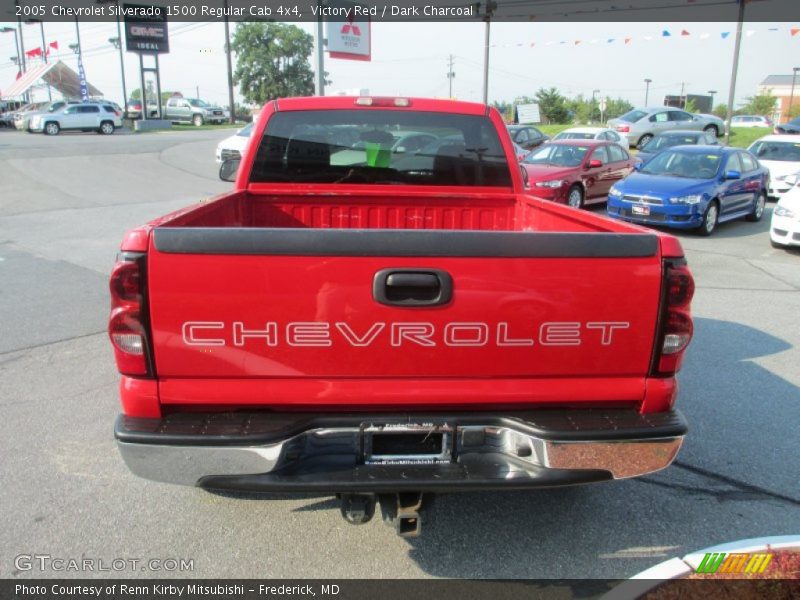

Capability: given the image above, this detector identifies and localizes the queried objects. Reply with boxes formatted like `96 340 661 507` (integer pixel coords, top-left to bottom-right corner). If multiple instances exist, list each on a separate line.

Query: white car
552 127 628 149
748 135 800 200
769 173 800 248
731 115 773 128
29 102 123 135
215 122 253 163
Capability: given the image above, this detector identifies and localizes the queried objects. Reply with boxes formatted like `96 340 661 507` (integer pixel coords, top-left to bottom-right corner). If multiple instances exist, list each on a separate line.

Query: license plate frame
363 423 453 465
632 204 651 216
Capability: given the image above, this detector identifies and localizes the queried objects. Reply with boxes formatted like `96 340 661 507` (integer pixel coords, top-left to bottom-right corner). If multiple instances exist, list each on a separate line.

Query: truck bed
150 188 645 234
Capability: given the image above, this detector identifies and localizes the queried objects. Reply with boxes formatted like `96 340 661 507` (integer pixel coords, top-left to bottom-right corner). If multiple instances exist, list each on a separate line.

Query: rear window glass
250 110 512 187
523 143 590 167
618 110 647 123
103 105 116 113
643 134 699 152
554 132 596 140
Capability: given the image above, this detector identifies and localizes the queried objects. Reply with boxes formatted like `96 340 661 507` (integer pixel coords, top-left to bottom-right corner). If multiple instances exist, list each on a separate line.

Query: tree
742 90 778 117
603 97 633 121
535 87 569 124
683 98 698 114
712 103 729 119
231 22 314 104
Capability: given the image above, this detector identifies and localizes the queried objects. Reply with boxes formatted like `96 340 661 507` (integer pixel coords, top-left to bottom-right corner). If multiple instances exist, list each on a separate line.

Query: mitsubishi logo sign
341 14 362 36
326 1 371 62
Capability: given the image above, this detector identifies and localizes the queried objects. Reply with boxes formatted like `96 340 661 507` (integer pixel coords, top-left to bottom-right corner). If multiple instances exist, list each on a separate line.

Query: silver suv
29 102 123 135
607 107 725 148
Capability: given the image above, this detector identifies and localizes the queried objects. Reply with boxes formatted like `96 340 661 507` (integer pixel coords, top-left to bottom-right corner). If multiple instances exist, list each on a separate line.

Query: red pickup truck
111 96 694 535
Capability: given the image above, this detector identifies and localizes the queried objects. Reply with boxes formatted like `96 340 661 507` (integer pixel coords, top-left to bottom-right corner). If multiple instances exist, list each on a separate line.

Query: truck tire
44 122 60 136
99 121 115 135
193 114 204 127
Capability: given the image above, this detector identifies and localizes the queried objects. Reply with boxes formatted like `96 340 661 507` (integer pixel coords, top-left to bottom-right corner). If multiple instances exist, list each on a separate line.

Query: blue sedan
606 146 769 235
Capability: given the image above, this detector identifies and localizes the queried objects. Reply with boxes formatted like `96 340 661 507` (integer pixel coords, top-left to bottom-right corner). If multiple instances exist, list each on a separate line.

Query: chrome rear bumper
116 409 686 492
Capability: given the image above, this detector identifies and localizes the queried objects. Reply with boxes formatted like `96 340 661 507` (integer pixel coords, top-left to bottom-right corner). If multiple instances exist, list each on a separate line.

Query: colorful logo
696 552 773 574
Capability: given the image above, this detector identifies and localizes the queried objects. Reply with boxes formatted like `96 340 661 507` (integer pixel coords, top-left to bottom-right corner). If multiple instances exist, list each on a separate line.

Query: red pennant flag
574 40 581 45
681 30 690 36
26 47 42 58
792 27 800 36
16 70 22 80
49 41 59 50
624 37 632 44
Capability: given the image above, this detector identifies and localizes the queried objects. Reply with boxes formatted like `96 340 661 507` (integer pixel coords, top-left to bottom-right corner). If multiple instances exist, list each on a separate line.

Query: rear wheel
99 121 115 135
703 124 719 138
44 122 60 136
698 201 719 236
637 134 653 149
193 114 204 127
746 191 766 222
566 185 584 209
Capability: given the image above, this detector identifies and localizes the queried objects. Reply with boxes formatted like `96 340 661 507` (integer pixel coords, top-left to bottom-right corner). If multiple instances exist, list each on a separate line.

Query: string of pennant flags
490 25 800 48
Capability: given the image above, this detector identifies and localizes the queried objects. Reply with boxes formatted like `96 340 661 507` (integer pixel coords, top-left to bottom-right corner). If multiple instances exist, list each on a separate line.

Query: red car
521 139 635 208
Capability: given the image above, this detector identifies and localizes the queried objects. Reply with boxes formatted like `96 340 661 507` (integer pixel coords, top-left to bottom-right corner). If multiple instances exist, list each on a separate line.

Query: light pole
708 90 717 110
591 89 600 123
447 54 455 98
97 0 128 116
224 0 236 123
789 67 799 122
644 79 652 106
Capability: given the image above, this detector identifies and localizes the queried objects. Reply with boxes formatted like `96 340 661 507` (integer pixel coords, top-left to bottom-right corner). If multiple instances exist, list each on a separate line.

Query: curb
601 535 800 600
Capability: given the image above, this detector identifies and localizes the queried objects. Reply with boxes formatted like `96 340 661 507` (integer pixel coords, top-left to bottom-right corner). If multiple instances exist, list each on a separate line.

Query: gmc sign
124 4 169 54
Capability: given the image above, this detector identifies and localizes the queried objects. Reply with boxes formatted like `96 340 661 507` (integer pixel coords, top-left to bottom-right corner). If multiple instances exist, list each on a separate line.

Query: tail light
652 259 694 375
109 252 154 377
616 124 630 133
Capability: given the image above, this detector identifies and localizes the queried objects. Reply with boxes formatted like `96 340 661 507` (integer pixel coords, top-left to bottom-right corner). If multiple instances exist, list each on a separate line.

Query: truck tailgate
146 229 662 407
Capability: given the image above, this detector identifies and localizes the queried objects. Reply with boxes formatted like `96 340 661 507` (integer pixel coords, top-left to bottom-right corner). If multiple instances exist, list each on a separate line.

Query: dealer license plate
632 204 650 216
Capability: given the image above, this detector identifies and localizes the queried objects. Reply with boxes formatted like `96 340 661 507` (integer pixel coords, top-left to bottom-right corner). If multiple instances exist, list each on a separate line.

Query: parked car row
519 129 800 244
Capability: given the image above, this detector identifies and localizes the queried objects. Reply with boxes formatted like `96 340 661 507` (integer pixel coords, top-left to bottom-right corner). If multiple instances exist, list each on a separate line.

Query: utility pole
680 81 685 108
223 0 236 123
196 85 199 99
789 67 799 122
723 0 745 145
15 1 27 101
481 1 496 104
447 54 455 98
315 0 325 96
644 78 652 106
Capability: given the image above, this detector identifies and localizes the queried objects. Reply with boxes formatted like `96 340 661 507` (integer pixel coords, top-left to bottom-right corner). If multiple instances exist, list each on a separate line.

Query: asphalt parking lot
0 127 798 579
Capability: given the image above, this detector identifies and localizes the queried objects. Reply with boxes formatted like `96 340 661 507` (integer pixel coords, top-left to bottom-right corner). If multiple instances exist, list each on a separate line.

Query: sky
0 19 797 109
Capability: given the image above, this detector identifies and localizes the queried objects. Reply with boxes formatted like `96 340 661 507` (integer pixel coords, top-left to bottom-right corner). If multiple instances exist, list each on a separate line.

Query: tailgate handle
373 268 453 307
